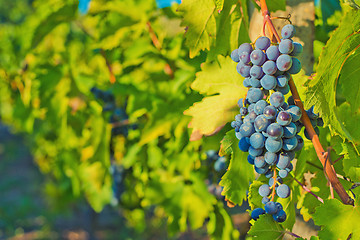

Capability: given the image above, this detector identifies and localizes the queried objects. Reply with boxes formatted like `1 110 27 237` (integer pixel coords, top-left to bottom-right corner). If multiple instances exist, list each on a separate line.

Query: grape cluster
205 150 226 199
230 24 306 223
91 87 136 137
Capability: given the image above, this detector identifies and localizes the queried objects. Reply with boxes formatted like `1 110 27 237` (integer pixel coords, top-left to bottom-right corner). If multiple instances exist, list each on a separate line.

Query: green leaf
178 0 217 58
248 180 264 209
334 140 360 183
215 0 225 12
184 55 247 138
313 199 360 240
305 9 360 151
248 214 286 240
219 130 255 205
208 203 239 240
266 0 286 12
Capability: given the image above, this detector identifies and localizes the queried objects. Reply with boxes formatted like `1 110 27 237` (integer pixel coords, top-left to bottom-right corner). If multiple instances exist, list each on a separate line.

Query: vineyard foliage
0 0 360 239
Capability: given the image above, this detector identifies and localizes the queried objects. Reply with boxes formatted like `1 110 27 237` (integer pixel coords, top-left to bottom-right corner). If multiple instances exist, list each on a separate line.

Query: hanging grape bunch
230 24 306 223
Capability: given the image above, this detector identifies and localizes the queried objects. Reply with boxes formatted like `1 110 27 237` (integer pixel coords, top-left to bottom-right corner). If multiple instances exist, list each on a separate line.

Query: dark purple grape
277 111 292 126
269 92 285 108
263 106 277 120
239 51 251 64
250 65 264 79
279 39 294 54
236 62 251 77
250 49 266 66
267 123 284 139
262 60 278 75
254 115 270 132
238 43 253 54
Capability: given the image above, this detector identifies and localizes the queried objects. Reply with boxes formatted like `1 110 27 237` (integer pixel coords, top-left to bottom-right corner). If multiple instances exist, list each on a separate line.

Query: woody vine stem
259 0 353 205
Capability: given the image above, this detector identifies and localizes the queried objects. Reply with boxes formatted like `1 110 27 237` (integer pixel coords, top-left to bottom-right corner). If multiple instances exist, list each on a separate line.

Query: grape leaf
313 199 360 240
334 140 360 183
184 55 247 139
248 181 264 209
248 214 286 240
219 130 255 205
266 0 286 12
215 0 224 12
305 9 360 152
178 0 217 58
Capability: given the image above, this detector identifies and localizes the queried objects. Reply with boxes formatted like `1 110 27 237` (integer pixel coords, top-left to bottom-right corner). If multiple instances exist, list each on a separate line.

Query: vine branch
260 0 354 206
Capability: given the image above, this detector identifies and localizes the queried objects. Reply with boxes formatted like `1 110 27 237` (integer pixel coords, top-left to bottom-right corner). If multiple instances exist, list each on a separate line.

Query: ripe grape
265 201 278 215
250 49 266 66
283 136 298 151
286 105 302 122
281 24 295 39
279 39 294 54
255 36 271 50
254 156 267 168
239 51 251 64
236 62 251 77
273 209 287 222
254 100 268 115
262 60 277 75
267 123 284 139
277 152 291 169
259 184 271 197
251 208 266 220
276 84 290 95
247 88 264 103
276 184 291 198
291 42 303 56
238 43 253 54
270 92 285 108
250 132 266 149
250 65 264 79
266 45 280 60
278 169 288 178
263 106 277 120
231 49 240 62
240 122 255 137
288 57 301 74
265 138 283 153
254 115 270 132
249 146 263 157
276 54 292 71
283 122 297 138
265 152 278 165
243 77 251 87
249 77 262 88
276 73 290 88
277 111 292 126
260 75 277 90
247 155 255 164
238 137 251 151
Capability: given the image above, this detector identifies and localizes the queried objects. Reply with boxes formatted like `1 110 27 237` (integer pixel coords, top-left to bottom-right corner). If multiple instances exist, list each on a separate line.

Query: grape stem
260 0 354 206
293 177 324 203
285 231 301 238
270 168 277 201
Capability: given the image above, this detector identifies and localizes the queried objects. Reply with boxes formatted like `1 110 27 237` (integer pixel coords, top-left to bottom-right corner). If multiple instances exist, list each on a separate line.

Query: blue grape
262 197 270 204
317 118 324 127
280 102 289 110
290 42 303 56
247 155 255 164
265 138 283 153
270 92 285 108
276 184 291 198
273 209 287 222
285 150 295 160
275 202 283 211
288 57 301 74
251 208 265 220
250 132 265 149
283 122 297 138
248 103 256 112
276 54 292 71
244 111 257 123
293 135 304 152
250 49 266 66
231 49 240 62
247 88 264 103
286 163 294 172
265 201 278 215
239 51 251 64
255 36 271 50
278 169 288 178
266 45 280 61
214 157 226 171
267 123 284 139
250 65 264 79
235 131 243 140
243 77 252 87
254 115 270 132
235 114 242 122
254 100 268 115
262 60 277 75
276 84 290 95
281 24 295 39
249 146 263 157
240 122 255 137
259 184 271 197
276 73 290 87
260 75 277 90
238 137 251 151
265 152 278 165
254 156 267 168
279 39 294 54
277 152 291 169
283 137 298 151
255 166 269 174
250 77 262 88
277 111 292 126
237 98 244 108
236 63 251 77
263 106 277 120
240 107 248 116
287 96 295 105
286 105 302 122
265 169 274 178
306 106 318 119
238 43 253 54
